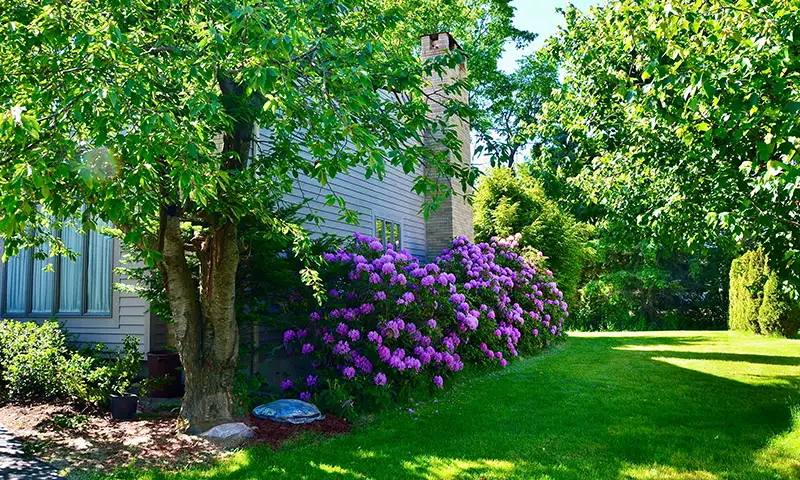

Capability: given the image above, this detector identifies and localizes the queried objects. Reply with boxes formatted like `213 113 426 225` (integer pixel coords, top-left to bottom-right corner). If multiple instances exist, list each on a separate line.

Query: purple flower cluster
282 232 567 409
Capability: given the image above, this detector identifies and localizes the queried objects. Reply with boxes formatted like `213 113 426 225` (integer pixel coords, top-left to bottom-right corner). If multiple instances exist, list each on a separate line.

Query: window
1 222 113 317
375 218 402 248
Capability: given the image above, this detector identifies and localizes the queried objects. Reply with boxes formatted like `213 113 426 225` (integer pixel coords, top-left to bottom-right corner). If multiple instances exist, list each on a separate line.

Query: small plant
138 375 172 398
110 335 143 395
49 413 88 431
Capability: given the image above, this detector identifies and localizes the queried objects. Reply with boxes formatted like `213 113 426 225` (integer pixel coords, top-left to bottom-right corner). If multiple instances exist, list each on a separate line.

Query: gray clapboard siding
274 133 429 260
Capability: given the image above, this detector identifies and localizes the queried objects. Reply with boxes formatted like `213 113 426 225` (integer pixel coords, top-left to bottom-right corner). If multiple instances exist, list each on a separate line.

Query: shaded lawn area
103 331 800 479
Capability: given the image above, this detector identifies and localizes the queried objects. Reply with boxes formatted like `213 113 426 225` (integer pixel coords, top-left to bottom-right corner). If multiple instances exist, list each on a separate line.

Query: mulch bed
0 402 350 475
247 414 351 448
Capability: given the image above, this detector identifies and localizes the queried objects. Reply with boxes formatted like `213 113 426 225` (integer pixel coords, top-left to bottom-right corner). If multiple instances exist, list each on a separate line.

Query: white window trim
373 214 404 249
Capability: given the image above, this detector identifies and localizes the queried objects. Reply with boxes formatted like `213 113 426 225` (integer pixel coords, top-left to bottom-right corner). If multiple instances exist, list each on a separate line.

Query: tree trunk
161 214 240 433
157 75 252 432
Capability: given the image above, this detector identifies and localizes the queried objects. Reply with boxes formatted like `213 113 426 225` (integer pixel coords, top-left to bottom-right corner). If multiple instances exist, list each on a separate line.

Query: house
0 33 474 354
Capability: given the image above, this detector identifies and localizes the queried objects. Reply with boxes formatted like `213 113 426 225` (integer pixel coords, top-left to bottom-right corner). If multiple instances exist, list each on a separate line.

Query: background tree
474 54 560 168
473 167 591 305
534 0 800 293
0 0 521 431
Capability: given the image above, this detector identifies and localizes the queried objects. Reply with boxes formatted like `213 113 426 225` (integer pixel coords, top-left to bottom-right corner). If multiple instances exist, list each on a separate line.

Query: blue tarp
253 399 325 424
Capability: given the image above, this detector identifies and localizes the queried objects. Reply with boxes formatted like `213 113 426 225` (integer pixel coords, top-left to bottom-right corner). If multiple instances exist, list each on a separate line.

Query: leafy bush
759 274 800 337
730 250 799 337
572 271 647 331
0 321 69 401
0 320 142 404
571 236 732 332
474 167 590 306
729 250 766 333
284 233 568 414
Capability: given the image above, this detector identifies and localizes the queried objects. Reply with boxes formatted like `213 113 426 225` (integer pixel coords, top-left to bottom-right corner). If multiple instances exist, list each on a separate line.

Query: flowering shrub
283 233 567 413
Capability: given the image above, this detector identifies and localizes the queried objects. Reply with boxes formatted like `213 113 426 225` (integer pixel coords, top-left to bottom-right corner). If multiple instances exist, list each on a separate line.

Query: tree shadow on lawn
132 334 800 480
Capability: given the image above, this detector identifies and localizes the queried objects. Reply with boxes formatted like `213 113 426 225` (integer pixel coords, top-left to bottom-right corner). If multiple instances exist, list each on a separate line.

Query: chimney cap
420 32 466 55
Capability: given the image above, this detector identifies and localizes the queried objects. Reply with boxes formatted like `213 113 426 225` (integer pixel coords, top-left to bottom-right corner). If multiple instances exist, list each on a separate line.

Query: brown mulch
246 414 351 448
0 403 222 474
0 402 351 475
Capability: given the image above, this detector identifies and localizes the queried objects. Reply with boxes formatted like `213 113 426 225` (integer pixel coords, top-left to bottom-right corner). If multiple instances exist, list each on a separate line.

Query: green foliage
573 238 732 332
535 0 800 293
730 250 800 337
111 335 144 394
0 321 69 401
0 320 142 404
574 271 651 332
0 0 497 263
759 273 800 338
729 250 767 333
474 54 559 168
236 214 343 332
49 413 89 431
474 167 589 304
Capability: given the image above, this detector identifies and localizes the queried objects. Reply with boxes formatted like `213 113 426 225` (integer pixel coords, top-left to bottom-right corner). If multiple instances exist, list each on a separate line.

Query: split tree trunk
158 74 254 433
161 215 240 433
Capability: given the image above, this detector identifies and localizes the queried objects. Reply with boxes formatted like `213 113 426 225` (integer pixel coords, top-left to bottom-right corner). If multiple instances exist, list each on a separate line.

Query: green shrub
474 167 590 306
571 250 730 332
0 319 142 404
758 273 800 338
729 250 766 333
0 321 69 401
572 271 646 331
729 250 800 337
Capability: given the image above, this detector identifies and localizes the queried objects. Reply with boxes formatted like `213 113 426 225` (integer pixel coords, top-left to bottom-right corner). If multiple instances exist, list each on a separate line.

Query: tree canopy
0 0 525 430
532 0 800 293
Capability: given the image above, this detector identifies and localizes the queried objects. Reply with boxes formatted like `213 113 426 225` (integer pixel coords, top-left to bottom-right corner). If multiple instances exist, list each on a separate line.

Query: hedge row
729 250 799 337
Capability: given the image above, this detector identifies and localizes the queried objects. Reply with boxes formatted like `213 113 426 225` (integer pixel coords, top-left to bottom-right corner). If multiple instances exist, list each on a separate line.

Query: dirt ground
0 401 350 476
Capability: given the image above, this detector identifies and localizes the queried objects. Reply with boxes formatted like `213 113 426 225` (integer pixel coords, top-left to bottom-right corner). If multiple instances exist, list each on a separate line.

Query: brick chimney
421 32 474 260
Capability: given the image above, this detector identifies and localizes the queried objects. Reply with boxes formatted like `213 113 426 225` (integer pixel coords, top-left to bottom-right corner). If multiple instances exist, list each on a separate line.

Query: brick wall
421 33 474 260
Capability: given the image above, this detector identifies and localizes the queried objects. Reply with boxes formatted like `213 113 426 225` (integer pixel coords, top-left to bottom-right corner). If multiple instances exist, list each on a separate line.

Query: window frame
374 216 403 249
0 229 114 319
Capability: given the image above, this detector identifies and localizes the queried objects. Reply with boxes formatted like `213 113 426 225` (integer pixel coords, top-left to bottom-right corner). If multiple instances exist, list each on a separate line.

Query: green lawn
109 331 800 479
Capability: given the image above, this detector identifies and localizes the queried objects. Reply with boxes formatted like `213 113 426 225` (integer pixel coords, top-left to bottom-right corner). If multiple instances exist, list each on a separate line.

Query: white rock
199 422 254 440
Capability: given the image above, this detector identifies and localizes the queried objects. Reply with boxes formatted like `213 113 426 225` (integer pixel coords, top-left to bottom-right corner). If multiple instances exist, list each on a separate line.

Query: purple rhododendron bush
283 233 568 413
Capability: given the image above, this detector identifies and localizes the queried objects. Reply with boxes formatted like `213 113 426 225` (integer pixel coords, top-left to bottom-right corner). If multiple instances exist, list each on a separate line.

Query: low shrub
0 320 142 405
572 271 646 331
284 233 568 414
729 250 799 337
0 321 69 401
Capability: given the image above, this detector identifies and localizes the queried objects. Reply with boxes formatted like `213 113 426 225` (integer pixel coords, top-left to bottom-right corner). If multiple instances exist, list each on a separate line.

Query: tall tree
0 0 514 431
535 0 800 292
475 53 559 168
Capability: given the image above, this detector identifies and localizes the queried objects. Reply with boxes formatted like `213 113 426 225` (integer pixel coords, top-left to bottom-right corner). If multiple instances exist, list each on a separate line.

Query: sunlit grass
99 331 800 479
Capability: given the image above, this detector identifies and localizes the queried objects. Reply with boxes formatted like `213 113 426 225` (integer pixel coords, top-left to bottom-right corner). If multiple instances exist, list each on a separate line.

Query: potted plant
109 336 143 420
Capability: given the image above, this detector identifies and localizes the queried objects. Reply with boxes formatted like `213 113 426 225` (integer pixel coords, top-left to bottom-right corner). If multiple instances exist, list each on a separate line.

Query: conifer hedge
729 250 799 337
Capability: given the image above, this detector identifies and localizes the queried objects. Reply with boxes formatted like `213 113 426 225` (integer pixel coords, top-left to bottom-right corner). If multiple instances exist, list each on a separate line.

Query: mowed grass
107 332 800 479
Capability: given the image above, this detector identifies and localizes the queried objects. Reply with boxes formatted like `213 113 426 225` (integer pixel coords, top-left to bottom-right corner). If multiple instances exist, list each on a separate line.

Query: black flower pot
110 393 138 420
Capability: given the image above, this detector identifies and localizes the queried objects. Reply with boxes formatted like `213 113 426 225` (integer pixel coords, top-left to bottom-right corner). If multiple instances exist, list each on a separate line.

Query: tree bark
156 74 253 433
161 214 240 433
